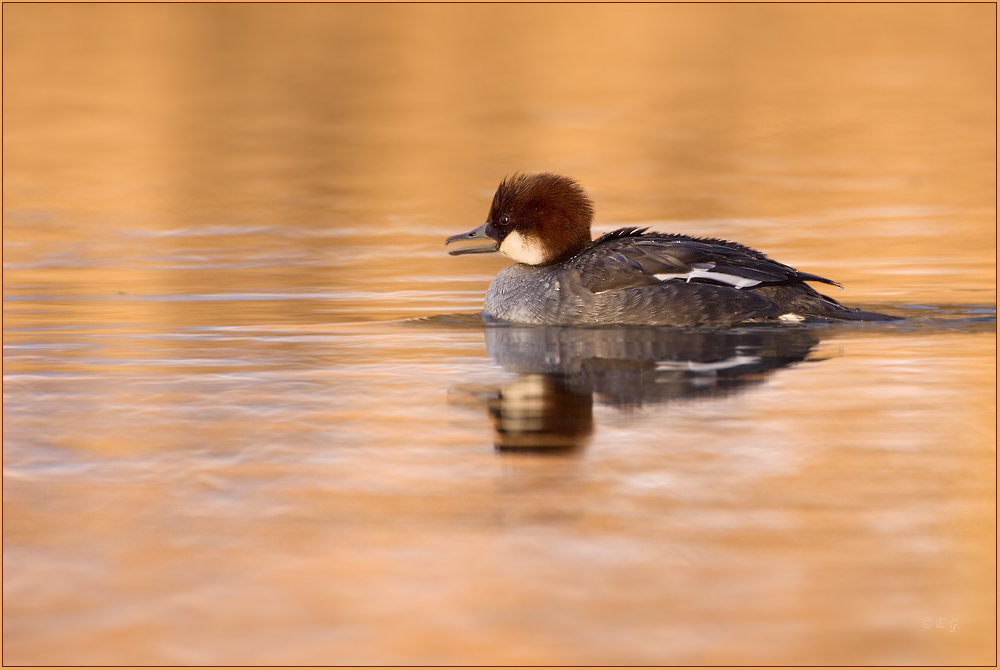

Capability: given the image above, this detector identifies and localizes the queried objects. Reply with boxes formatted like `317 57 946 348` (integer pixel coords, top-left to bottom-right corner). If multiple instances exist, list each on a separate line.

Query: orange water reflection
3 3 995 665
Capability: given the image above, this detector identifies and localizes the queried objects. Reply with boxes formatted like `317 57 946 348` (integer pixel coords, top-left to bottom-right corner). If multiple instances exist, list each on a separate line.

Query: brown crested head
485 173 595 265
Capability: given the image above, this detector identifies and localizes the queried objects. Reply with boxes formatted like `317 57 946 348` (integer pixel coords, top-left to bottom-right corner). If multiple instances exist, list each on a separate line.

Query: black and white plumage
447 174 898 327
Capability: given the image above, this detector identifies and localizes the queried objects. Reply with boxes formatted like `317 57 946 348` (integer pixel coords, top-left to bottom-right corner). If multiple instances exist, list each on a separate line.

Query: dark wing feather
577 228 840 294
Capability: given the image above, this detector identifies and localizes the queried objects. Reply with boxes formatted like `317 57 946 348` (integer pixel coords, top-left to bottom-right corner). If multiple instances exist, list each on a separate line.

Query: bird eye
499 214 511 225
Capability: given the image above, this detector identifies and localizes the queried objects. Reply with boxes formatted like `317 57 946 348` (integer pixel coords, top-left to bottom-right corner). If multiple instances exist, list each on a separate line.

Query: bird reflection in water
452 325 823 453
485 374 594 454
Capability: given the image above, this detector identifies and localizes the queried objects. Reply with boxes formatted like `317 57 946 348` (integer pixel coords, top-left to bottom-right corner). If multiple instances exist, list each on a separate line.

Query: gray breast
484 264 578 324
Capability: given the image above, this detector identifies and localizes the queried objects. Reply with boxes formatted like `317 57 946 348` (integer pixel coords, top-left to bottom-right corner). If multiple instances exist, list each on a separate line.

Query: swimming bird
446 173 897 326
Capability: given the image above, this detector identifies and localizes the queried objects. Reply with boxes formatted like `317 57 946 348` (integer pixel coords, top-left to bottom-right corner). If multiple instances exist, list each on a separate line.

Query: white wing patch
654 263 762 289
655 355 762 372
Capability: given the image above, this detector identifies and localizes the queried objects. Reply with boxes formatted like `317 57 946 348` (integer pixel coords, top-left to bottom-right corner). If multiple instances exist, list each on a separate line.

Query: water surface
3 4 996 665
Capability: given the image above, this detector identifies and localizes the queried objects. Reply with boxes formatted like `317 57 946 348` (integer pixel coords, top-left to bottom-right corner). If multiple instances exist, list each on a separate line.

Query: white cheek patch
499 230 551 266
654 266 762 289
497 375 547 432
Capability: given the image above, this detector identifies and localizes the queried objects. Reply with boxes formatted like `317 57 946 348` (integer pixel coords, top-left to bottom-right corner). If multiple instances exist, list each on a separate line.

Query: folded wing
577 227 841 294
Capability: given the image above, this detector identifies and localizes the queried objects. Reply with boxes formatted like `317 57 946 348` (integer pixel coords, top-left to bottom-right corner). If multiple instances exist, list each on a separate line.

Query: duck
446 173 898 327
